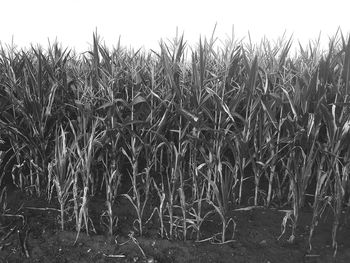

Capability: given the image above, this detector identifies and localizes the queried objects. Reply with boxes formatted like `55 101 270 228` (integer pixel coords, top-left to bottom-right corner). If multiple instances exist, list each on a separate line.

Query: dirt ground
1 188 350 263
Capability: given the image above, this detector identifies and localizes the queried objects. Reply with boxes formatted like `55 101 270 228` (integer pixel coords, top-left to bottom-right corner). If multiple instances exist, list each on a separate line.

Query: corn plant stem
238 158 246 205
178 92 187 240
332 157 343 253
266 149 276 207
75 186 89 244
12 140 24 191
151 184 166 238
268 106 283 206
60 202 65 231
35 154 41 196
29 150 34 195
166 161 175 239
73 174 79 230
253 168 260 206
156 151 167 238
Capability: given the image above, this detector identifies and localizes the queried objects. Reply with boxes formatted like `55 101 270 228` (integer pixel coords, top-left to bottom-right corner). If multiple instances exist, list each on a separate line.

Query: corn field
1 31 350 254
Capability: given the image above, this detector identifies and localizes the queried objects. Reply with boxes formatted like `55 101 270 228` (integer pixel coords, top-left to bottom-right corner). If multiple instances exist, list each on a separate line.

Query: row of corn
0 32 350 252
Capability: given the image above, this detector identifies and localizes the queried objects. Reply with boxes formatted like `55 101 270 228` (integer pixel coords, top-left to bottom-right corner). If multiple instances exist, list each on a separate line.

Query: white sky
0 0 349 53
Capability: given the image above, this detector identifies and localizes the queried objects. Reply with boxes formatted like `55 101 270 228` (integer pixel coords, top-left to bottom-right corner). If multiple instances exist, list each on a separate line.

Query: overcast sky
0 0 349 53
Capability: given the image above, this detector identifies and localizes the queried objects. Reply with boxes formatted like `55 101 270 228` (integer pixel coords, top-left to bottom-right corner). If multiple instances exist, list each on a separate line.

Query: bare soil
1 188 350 263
